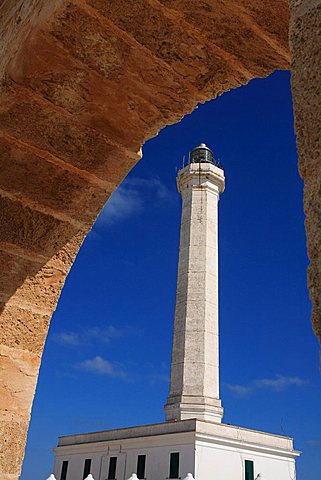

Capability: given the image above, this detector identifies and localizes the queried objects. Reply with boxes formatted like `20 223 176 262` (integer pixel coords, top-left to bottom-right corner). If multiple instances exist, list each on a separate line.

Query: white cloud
53 332 81 346
254 375 306 391
74 356 170 384
53 325 139 347
96 176 174 225
307 439 321 448
125 177 173 201
98 185 143 225
77 356 127 379
226 375 307 397
87 325 124 342
148 372 169 385
226 384 253 397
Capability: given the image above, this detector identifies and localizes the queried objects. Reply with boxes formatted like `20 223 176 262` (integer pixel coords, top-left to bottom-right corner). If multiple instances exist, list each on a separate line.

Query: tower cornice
177 162 225 195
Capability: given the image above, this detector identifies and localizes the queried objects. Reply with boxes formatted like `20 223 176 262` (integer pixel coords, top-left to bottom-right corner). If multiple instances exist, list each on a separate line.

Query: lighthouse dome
189 143 214 164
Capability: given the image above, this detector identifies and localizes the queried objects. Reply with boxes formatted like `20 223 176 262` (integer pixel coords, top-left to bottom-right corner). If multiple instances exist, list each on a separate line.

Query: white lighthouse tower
165 143 224 423
52 144 299 480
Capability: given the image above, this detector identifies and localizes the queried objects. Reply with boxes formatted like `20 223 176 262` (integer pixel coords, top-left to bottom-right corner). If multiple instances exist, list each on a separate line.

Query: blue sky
21 71 321 480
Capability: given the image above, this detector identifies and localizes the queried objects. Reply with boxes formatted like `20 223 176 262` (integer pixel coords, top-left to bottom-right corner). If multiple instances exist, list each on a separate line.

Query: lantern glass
190 143 214 164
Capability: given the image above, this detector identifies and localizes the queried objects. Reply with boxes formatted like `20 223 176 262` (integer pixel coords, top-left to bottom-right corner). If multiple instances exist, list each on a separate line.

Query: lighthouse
165 143 224 423
52 144 299 480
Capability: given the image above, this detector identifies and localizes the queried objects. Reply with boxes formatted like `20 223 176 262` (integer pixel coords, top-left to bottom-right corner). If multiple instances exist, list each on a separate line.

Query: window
245 460 254 480
169 452 180 479
136 454 146 479
83 459 92 479
108 457 117 480
60 461 68 480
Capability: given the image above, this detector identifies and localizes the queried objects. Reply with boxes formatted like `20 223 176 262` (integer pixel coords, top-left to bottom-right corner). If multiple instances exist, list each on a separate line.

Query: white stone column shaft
165 162 225 423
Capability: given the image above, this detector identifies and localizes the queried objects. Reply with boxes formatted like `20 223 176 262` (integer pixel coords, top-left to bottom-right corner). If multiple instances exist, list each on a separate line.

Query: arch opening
22 71 321 479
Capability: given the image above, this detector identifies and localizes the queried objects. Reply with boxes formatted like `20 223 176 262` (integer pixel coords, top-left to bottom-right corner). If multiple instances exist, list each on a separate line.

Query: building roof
57 419 300 458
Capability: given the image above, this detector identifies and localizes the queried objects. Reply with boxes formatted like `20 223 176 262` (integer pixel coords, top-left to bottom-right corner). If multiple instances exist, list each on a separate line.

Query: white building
53 144 300 480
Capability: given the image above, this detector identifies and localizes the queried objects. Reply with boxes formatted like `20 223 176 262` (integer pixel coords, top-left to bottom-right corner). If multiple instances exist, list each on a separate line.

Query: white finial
183 474 195 480
127 474 138 480
84 475 95 480
46 476 57 480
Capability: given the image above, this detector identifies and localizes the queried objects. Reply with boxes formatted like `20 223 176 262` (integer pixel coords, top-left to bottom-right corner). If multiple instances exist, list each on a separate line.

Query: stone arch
0 1 319 479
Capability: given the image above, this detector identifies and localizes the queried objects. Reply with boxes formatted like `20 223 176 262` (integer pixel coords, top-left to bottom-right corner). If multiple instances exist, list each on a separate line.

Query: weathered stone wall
0 1 310 478
290 0 321 346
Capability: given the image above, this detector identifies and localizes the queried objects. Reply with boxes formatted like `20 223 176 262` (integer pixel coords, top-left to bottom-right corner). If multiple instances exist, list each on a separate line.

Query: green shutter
245 460 254 480
108 457 117 480
83 459 91 479
169 452 180 479
137 454 146 479
60 461 68 480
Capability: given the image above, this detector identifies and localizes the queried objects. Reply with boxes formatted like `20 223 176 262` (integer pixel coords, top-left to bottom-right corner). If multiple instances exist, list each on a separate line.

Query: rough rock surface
1 0 314 478
290 0 321 345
